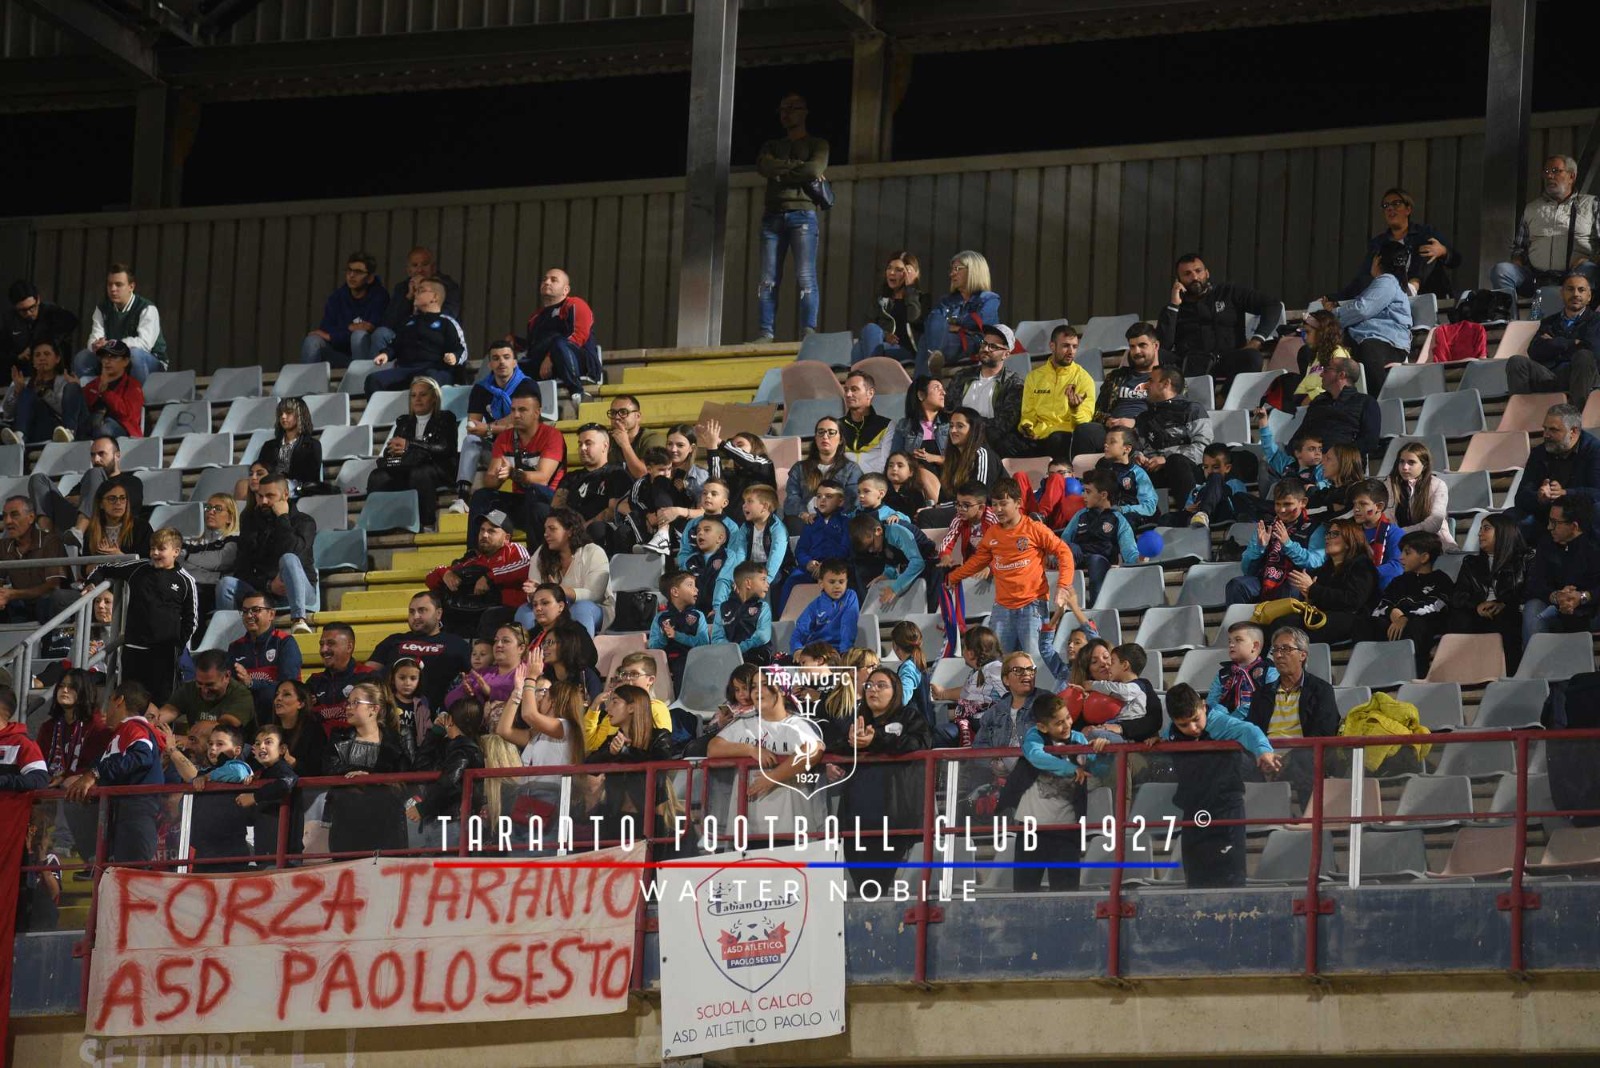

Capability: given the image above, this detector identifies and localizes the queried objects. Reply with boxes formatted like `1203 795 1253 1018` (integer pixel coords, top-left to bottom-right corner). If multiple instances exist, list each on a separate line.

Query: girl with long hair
890 375 949 504
1292 310 1349 408
938 407 997 501
326 680 412 855
1313 442 1367 518
1445 512 1531 672
1388 441 1454 549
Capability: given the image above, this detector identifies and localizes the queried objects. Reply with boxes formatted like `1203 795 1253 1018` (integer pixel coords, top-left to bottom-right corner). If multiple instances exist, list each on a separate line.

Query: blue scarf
479 365 528 420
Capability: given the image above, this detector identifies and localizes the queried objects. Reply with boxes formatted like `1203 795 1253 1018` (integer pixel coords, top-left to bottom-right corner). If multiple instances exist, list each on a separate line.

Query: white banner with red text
657 844 847 1058
87 845 644 1036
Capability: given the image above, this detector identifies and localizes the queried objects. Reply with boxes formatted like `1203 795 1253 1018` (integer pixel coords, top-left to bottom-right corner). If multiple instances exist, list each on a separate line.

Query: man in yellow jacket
1016 324 1107 460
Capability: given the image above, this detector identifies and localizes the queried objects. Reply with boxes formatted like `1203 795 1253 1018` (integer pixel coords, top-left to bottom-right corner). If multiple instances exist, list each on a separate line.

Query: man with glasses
606 393 664 480
1492 155 1600 298
228 591 304 724
299 251 389 368
518 267 600 400
1245 626 1339 806
1524 496 1600 644
217 473 319 634
0 494 72 623
582 651 673 752
162 649 257 733
1513 403 1600 540
27 434 143 549
307 623 378 731
972 651 1044 764
3 280 77 373
948 324 1026 456
1335 188 1459 300
751 93 828 344
840 371 892 474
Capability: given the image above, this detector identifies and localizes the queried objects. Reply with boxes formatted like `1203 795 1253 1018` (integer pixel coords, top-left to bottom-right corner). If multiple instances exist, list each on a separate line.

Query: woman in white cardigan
1387 441 1456 550
520 508 613 634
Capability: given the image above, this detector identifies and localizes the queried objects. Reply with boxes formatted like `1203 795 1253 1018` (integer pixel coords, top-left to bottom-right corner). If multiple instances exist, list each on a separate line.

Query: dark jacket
377 311 469 371
92 560 198 650
948 367 1025 454
1247 672 1341 738
1448 550 1530 612
1515 431 1600 521
384 410 459 476
235 504 318 592
3 300 78 364
381 272 463 331
1134 397 1211 465
833 699 932 831
1526 536 1600 615
414 733 486 824
1299 385 1381 458
1336 223 1462 300
1095 365 1152 423
872 288 929 346
1528 307 1600 370
316 280 390 351
254 435 324 486
1305 555 1380 617
1158 281 1282 357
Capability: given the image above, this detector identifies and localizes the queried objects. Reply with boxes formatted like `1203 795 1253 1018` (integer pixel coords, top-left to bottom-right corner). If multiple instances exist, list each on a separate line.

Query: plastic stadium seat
866 578 927 620
143 370 196 405
1070 452 1103 476
1209 408 1250 446
304 392 352 428
1412 388 1485 437
960 576 995 619
594 633 648 680
1243 303 1286 340
1003 455 1051 483
538 379 558 423
1307 642 1334 683
1334 686 1373 720
313 528 367 573
1243 780 1292 833
1485 773 1560 833
1458 512 1489 554
1459 431 1529 474
1128 782 1181 826
1266 335 1304 372
1340 640 1416 688
1003 352 1034 381
1075 348 1104 383
338 360 377 396
0 444 20 477
1469 678 1549 731
1014 319 1069 356
1321 775 1382 819
1490 320 1539 359
320 425 373 462
795 331 853 368
1435 740 1515 779
676 643 745 716
1376 433 1450 477
135 468 185 506
296 492 351 532
236 429 273 469
1078 314 1140 354
1514 632 1596 680
1344 829 1427 881
1092 564 1164 611
780 584 819 621
1396 682 1464 732
441 384 472 421
1434 825 1518 878
780 360 846 403
149 502 203 539
1496 392 1565 432
218 396 281 435
170 432 234 470
927 657 969 694
851 356 912 393
116 436 163 472
891 613 948 662
761 436 803 467
1176 562 1242 608
336 458 378 495
610 554 666 593
870 393 902 420
358 390 411 427
1531 827 1600 872
1086 787 1113 825
1409 293 1439 330
1435 469 1492 513
1081 833 1162 885
1133 605 1206 652
273 362 331 398
1249 829 1333 883
770 619 796 650
1146 526 1211 565
356 491 421 533
1378 363 1445 401
1378 397 1407 437
1393 774 1474 828
1184 374 1214 408
753 367 784 405
152 399 211 437
781 397 844 437
1457 359 1509 400
1174 648 1227 690
183 465 244 504
32 441 90 478
1222 369 1285 411
196 611 245 653
1263 406 1306 446
204 366 263 401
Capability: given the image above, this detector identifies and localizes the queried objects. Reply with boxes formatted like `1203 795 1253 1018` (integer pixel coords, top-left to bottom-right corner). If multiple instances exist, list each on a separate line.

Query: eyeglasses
13 301 38 314
203 504 229 514
1007 666 1037 676
863 681 893 691
815 428 839 437
241 606 273 615
615 670 651 680
1543 167 1568 177
1380 200 1409 210
101 494 128 504
1269 645 1301 655
347 699 379 708
980 341 1009 352
608 408 638 417
1549 515 1577 527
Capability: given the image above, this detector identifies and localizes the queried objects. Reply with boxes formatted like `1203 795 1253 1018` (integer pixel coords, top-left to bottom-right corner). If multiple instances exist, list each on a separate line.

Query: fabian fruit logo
695 870 808 994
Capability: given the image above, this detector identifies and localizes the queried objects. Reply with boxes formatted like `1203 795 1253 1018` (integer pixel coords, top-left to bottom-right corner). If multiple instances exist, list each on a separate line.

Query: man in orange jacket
946 476 1075 664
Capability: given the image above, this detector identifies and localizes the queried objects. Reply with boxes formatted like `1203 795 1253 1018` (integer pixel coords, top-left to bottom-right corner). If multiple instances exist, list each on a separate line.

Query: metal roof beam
17 0 159 82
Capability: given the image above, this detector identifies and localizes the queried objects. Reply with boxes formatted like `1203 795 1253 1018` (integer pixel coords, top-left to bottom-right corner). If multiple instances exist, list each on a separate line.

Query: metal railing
1 552 133 689
17 726 1600 1011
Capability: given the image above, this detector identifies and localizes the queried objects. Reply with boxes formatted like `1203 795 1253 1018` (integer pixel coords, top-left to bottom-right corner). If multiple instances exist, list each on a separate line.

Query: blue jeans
13 384 87 443
217 553 319 619
73 346 161 382
757 210 819 336
914 315 971 378
854 323 914 364
1490 260 1599 300
300 334 354 369
990 599 1045 661
523 337 587 394
365 361 454 397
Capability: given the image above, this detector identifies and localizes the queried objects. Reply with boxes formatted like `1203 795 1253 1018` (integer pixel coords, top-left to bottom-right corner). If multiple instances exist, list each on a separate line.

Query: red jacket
524 296 594 352
82 373 145 437
426 541 531 608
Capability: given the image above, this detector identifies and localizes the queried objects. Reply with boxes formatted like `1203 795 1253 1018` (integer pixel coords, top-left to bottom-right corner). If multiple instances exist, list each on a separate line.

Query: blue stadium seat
143 370 196 406
273 362 331 398
313 528 367 573
204 366 263 401
356 490 421 533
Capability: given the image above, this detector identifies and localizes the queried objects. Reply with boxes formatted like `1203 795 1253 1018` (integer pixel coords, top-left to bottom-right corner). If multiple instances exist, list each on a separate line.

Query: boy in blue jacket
790 561 860 654
781 478 851 614
1062 470 1143 602
1206 622 1278 721
649 571 711 693
1350 479 1404 589
849 512 927 614
729 484 789 597
1178 443 1257 528
1226 479 1327 605
714 562 776 664
1097 427 1159 521
682 516 741 616
1152 683 1282 888
1258 420 1328 491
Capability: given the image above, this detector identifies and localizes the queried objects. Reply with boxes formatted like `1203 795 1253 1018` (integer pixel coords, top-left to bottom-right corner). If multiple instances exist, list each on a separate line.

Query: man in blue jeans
217 474 319 634
752 93 828 343
1490 154 1599 298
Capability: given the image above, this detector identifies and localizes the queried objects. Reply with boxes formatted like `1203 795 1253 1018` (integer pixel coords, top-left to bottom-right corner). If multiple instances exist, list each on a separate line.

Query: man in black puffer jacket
1133 367 1212 526
1157 252 1281 383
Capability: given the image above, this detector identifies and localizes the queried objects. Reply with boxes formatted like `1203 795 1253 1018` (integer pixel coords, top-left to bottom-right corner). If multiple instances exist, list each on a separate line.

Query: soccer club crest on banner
696 868 808 994
756 664 857 800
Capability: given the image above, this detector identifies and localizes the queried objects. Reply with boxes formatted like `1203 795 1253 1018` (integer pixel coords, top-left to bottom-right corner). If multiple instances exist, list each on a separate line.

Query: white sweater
1390 475 1456 550
529 541 614 628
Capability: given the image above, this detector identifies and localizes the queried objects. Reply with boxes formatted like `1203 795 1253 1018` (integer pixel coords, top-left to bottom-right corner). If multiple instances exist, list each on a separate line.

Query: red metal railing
18 726 1600 1009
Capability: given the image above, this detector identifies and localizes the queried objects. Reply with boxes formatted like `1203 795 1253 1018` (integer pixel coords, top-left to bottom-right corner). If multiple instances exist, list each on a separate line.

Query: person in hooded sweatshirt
407 698 486 850
0 690 48 792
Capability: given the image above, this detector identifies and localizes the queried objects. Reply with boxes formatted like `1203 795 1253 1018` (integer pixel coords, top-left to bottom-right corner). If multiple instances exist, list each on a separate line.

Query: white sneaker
0 428 20 446
52 426 74 443
641 527 672 555
447 498 470 514
291 618 313 635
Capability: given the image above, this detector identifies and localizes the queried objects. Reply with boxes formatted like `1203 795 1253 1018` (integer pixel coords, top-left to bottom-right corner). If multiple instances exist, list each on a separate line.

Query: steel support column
849 32 892 165
1478 0 1535 287
131 86 169 210
675 0 738 348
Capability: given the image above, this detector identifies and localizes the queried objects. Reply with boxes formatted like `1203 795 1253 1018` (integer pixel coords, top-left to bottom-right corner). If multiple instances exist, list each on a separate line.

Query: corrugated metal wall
1 0 66 59
19 110 1596 372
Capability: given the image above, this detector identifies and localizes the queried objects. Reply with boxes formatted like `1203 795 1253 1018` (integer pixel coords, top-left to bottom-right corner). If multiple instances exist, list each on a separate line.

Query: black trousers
1352 338 1408 397
1014 829 1081 892
1148 455 1200 520
1181 802 1246 889
1010 423 1108 461
1181 347 1264 385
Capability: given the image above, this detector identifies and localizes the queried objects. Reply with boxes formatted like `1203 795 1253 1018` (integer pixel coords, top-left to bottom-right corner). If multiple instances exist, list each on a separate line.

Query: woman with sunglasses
182 493 239 617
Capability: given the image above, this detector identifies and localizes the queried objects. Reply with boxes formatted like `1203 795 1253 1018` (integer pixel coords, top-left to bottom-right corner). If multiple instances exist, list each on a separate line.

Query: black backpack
1449 289 1515 324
